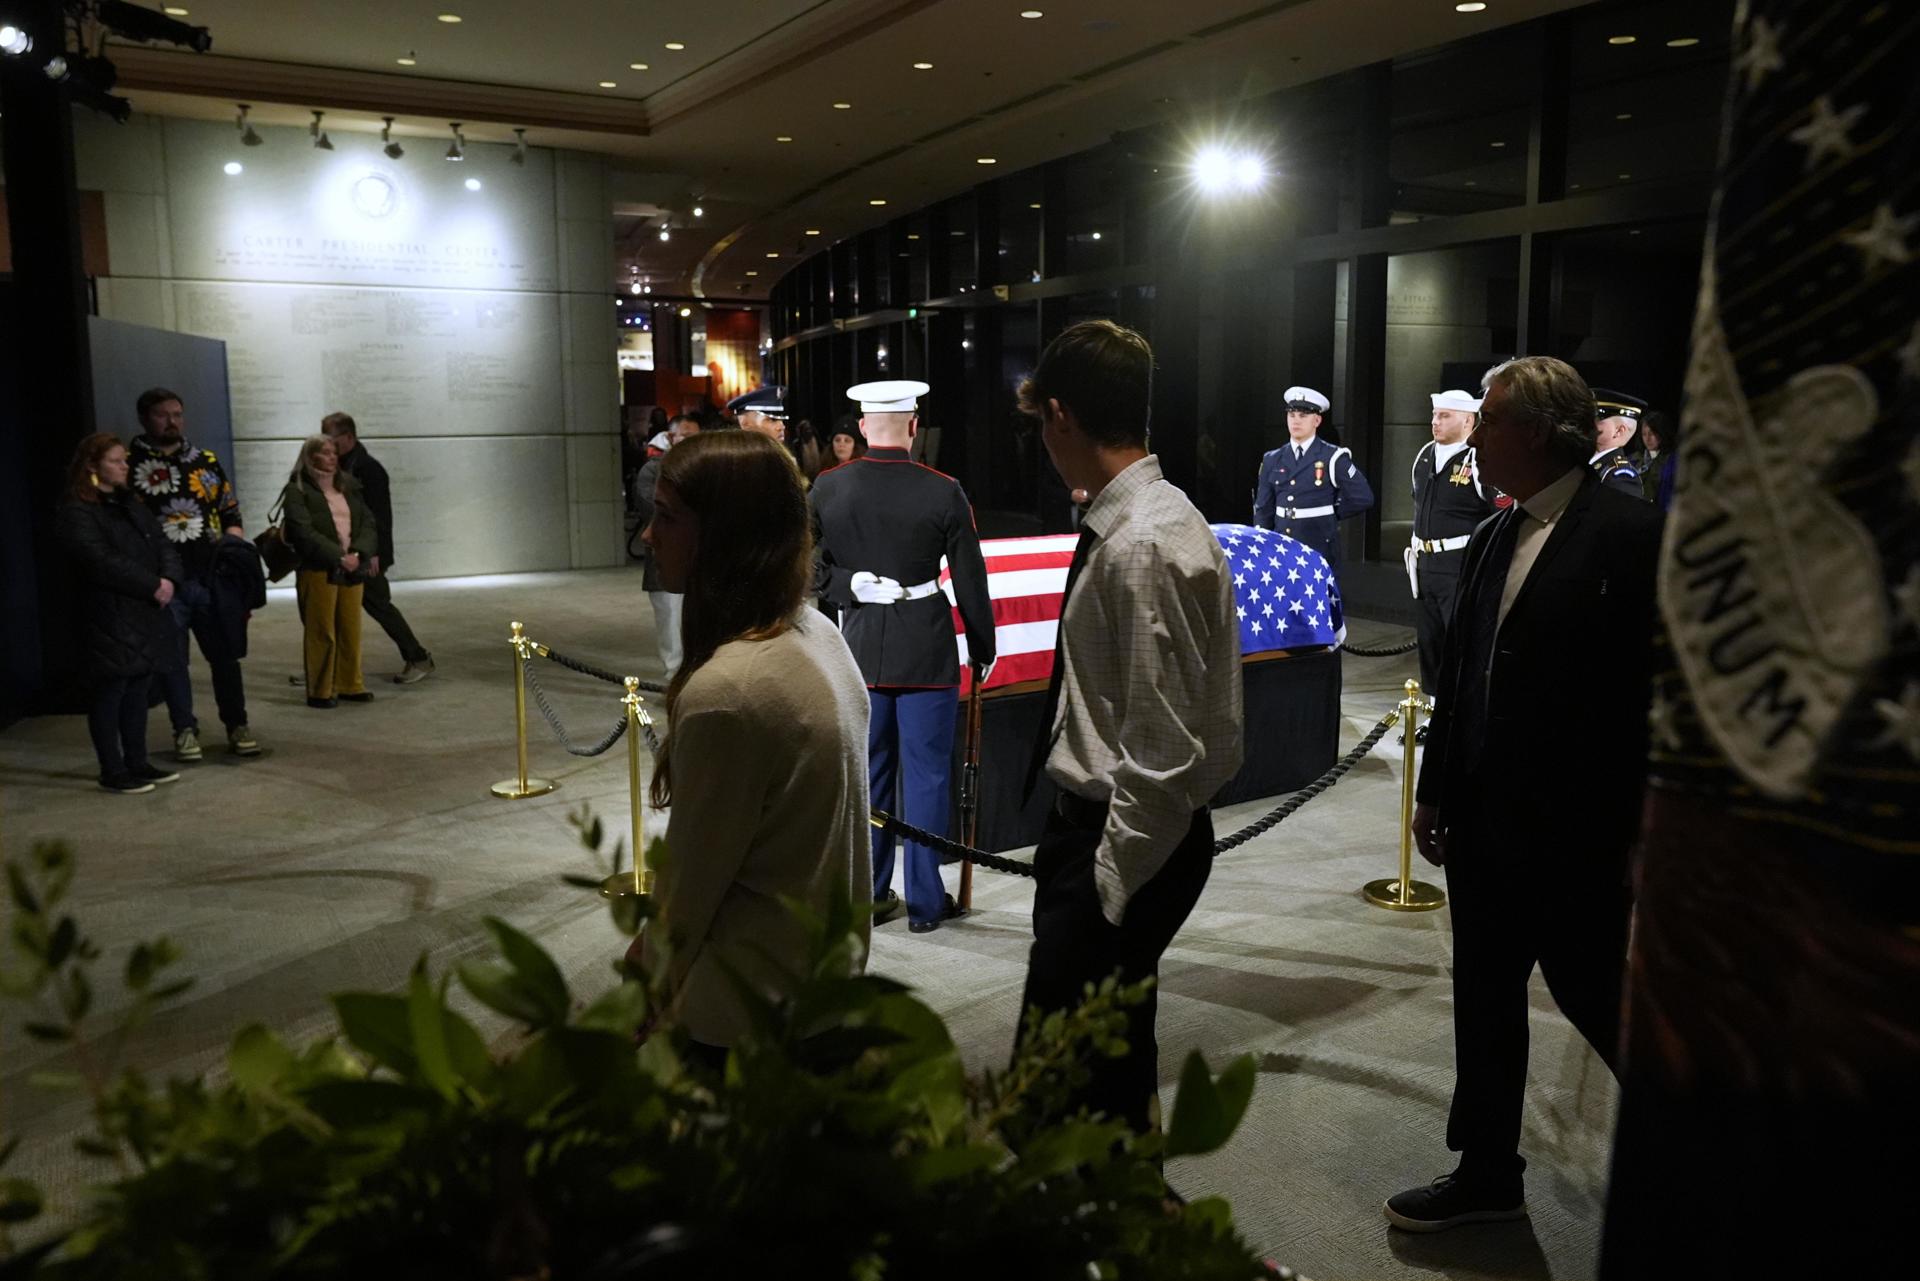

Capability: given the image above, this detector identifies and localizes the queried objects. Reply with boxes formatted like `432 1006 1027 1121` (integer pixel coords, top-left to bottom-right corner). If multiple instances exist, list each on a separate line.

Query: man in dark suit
323 413 434 683
1384 356 1663 1233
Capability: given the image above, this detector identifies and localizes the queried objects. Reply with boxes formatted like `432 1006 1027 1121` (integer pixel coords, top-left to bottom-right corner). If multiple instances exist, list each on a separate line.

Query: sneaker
227 724 262 756
173 726 202 762
99 774 156 795
339 691 375 703
395 657 435 685
1383 1171 1526 1233
133 764 181 785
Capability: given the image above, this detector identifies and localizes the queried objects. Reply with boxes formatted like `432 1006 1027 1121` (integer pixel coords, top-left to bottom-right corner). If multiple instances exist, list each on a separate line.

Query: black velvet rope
871 707 1402 879
522 661 630 758
537 646 669 695
1341 637 1420 658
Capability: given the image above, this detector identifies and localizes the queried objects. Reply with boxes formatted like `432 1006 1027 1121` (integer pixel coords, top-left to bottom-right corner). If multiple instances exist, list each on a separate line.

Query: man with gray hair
1384 355 1663 1233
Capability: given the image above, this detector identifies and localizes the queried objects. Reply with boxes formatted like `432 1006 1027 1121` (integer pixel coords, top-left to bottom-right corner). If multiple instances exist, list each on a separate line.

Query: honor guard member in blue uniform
812 379 997 935
726 384 787 439
1406 389 1507 740
1253 385 1375 568
1589 388 1648 498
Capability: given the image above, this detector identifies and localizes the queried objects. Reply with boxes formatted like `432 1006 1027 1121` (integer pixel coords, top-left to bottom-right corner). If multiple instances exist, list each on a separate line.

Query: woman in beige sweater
279 435 378 708
640 429 871 1058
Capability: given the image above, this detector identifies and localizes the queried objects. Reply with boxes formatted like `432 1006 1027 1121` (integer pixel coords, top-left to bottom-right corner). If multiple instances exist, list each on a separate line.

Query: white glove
974 658 997 686
850 571 905 605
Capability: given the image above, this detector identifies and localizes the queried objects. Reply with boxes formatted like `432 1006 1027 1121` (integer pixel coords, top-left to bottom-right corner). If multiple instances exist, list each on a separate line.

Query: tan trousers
296 570 365 700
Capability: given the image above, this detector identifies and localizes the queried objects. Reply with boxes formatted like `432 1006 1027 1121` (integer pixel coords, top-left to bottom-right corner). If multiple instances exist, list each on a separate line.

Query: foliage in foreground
0 831 1269 1279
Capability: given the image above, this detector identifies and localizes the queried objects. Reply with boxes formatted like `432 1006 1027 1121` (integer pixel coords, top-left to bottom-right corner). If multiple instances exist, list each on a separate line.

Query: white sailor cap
1283 386 1330 413
847 379 930 413
1430 389 1483 413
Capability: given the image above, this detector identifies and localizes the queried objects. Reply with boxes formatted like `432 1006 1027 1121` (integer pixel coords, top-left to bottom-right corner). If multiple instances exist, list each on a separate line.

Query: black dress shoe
1384 1171 1526 1232
908 919 940 934
1414 723 1430 744
873 890 904 925
909 893 965 934
339 691 375 703
307 697 337 709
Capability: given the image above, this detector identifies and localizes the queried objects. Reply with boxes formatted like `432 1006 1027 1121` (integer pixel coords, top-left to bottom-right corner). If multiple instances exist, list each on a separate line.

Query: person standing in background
1638 410 1678 511
322 414 434 684
1589 389 1648 497
1252 385 1375 570
56 434 184 795
125 387 261 762
280 436 378 710
633 413 701 678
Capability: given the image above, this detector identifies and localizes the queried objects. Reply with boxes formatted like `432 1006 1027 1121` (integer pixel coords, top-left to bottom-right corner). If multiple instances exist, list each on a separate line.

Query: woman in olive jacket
55 433 185 794
279 434 379 708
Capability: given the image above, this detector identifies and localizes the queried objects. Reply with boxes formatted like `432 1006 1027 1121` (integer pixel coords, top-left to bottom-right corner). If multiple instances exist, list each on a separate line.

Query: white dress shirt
1046 455 1245 924
1496 465 1584 631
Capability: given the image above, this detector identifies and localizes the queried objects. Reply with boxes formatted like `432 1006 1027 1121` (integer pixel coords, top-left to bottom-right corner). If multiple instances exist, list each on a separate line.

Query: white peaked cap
846 379 930 413
1283 386 1330 412
1431 389 1483 413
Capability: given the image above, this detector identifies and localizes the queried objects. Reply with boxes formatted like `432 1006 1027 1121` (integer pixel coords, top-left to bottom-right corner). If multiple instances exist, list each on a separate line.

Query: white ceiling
106 0 1602 300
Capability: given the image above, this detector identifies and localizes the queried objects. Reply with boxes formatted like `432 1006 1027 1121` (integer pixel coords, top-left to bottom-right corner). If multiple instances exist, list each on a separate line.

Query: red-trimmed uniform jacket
811 445 996 688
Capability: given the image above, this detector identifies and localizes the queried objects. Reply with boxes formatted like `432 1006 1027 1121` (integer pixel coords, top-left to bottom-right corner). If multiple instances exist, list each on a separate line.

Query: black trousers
88 675 152 779
1016 800 1213 1134
1444 832 1631 1182
361 574 429 664
1413 552 1464 697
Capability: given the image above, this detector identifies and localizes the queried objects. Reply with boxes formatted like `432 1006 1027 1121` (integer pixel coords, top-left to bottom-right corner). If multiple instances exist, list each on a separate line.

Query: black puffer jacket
55 491 185 679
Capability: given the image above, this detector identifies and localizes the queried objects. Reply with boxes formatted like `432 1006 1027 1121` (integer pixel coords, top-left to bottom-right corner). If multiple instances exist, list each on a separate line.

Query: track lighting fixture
309 110 333 151
381 116 403 160
235 103 262 146
511 127 528 166
445 122 466 161
658 224 671 242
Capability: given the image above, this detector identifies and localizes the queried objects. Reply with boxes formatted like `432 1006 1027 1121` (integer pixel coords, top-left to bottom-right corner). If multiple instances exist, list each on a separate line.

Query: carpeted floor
0 566 1615 1279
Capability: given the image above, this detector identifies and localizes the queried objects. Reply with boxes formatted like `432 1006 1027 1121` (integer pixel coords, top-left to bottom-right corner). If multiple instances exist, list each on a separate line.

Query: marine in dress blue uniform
1407 390 1506 721
1590 388 1649 498
811 380 997 933
1252 385 1375 569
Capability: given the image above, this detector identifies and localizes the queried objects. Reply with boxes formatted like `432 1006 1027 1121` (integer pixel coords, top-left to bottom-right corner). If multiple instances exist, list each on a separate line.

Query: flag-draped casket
935 525 1347 850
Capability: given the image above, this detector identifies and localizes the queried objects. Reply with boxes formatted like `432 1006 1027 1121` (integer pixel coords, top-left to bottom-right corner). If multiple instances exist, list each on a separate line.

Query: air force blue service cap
1592 388 1648 420
1283 386 1331 414
727 385 788 418
846 379 930 413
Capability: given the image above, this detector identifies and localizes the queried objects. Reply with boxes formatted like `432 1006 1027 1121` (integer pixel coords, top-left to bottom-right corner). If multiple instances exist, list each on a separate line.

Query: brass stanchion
1363 678 1446 912
490 621 558 800
601 676 654 900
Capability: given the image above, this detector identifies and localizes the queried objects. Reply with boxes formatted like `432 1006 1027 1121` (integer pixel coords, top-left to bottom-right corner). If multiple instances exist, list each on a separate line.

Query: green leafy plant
1 832 1273 1279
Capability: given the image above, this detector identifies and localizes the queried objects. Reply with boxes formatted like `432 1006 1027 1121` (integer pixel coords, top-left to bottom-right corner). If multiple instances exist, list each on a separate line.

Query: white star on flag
1251 620 1263 635
1738 14 1784 91
1268 555 1281 568
1243 558 1256 570
1249 587 1262 602
1841 203 1917 271
1868 681 1920 762
1789 96 1868 171
1897 322 1920 383
1304 584 1316 598
1287 568 1300 583
1260 570 1273 585
1262 602 1274 617
1236 605 1247 620
1234 572 1246 588
1313 568 1325 582
1289 599 1304 614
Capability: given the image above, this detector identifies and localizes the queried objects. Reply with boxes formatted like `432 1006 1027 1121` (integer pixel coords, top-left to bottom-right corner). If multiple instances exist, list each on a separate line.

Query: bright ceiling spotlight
235 103 262 146
381 116 403 160
693 204 705 217
464 177 482 191
658 224 671 241
510 127 528 165
1191 144 1235 194
1232 152 1266 190
445 122 466 161
222 160 243 176
678 306 692 317
0 24 33 56
309 110 333 151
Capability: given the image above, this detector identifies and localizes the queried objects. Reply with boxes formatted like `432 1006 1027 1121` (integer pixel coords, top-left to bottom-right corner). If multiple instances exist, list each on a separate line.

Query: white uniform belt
1280 505 1335 519
1415 534 1471 554
897 577 943 601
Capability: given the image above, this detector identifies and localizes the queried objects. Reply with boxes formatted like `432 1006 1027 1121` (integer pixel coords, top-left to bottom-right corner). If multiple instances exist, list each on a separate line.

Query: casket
940 525 1347 851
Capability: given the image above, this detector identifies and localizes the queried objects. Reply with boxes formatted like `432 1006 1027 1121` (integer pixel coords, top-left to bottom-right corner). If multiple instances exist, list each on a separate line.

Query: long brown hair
649 430 813 807
66 433 124 504
289 434 346 492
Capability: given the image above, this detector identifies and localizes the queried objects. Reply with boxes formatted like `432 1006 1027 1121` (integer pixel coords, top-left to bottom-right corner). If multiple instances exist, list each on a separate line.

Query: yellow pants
296 570 365 700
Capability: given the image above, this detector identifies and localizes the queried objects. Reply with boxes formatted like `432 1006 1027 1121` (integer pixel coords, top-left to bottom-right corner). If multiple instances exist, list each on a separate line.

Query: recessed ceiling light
1464 180 1478 187
598 81 617 88
1490 140 1506 148
869 198 887 205
766 252 780 258
163 5 189 14
1608 35 1636 45
679 307 692 317
1629 228 1643 235
1666 37 1699 47
976 157 997 164
464 177 482 191
222 161 242 175
664 41 685 50
629 62 649 70
1090 230 1102 240
912 61 933 70
1618 172 1633 180
1616 112 1633 120
805 228 822 235
1020 9 1044 18
907 233 920 240
1455 2 1487 11
437 12 462 22
776 135 793 142
1029 202 1042 209
396 56 416 66
833 101 852 109
746 270 759 276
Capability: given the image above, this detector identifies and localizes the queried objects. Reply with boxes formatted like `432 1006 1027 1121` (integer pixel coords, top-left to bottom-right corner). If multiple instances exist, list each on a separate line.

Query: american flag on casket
939 523 1346 694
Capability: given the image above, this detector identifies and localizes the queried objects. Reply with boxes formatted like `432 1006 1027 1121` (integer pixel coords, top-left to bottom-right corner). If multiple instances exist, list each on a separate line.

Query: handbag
255 495 298 583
